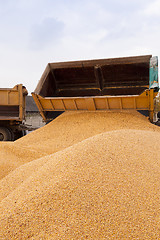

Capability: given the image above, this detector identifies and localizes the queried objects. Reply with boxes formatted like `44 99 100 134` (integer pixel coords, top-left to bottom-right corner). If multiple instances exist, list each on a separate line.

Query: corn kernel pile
0 111 160 239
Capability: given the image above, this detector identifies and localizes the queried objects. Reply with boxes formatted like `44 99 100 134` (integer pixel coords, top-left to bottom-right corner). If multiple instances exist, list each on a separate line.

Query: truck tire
0 127 12 141
14 130 26 140
8 128 15 141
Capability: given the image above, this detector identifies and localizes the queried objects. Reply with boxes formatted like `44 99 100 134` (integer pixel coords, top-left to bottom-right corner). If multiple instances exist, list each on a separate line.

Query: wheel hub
0 133 4 141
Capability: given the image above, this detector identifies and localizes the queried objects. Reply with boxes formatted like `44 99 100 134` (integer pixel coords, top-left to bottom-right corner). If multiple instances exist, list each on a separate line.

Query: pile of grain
1 111 159 179
0 111 160 239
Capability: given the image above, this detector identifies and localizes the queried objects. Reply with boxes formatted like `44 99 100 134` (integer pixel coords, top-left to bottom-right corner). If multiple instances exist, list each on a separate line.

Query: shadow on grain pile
0 111 160 239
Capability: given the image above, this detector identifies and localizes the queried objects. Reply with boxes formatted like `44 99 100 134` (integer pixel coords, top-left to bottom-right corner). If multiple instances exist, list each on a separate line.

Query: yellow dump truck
32 55 159 123
0 84 28 141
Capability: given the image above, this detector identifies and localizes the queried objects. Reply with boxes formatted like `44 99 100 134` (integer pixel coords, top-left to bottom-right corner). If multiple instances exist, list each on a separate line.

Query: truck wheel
8 128 15 141
14 130 25 140
0 127 12 141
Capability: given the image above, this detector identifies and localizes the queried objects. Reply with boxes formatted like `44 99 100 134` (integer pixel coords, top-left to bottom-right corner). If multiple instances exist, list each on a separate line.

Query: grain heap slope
16 111 160 152
0 111 160 239
1 111 159 179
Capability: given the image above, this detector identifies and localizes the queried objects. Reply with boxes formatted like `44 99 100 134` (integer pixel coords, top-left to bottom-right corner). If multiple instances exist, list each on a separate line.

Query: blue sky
0 0 160 93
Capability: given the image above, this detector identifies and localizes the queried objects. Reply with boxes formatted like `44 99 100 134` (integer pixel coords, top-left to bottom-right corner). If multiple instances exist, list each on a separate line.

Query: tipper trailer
0 84 28 141
32 55 159 123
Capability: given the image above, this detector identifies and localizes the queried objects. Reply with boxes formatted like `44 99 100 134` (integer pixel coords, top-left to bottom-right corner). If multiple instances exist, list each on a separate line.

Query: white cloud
142 0 160 16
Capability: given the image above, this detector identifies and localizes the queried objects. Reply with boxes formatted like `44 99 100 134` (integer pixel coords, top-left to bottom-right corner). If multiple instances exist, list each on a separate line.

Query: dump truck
0 84 28 141
32 55 159 123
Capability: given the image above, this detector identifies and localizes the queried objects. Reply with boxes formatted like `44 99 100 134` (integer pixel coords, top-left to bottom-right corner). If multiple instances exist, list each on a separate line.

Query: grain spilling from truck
0 111 160 239
32 55 160 123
